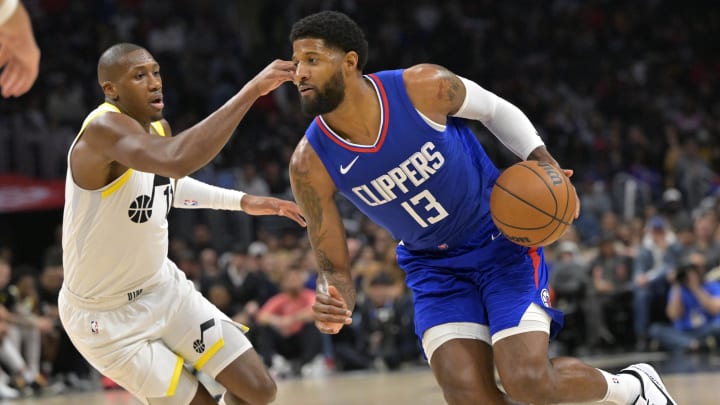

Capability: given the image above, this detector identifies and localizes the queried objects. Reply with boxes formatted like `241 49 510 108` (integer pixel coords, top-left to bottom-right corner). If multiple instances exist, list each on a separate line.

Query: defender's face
114 49 164 122
292 38 346 116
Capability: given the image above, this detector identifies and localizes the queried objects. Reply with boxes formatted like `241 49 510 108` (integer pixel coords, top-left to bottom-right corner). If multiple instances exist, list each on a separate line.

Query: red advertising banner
0 174 65 213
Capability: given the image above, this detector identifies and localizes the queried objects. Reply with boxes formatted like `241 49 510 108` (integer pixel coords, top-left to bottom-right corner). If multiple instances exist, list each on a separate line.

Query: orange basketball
490 161 577 247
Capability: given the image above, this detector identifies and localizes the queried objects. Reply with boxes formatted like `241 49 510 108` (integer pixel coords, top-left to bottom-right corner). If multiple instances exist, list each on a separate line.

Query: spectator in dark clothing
36 250 91 390
214 244 276 330
588 233 634 349
355 272 419 370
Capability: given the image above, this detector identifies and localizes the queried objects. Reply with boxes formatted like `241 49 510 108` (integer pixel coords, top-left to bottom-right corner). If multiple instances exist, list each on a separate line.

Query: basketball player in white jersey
60 43 304 405
0 0 40 97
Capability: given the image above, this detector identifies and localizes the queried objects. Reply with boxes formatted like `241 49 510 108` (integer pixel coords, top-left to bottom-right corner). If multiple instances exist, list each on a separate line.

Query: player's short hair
290 11 368 71
97 43 147 82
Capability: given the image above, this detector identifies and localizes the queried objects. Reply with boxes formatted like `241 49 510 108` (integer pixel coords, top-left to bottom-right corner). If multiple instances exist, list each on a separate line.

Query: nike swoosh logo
340 155 360 174
491 232 503 241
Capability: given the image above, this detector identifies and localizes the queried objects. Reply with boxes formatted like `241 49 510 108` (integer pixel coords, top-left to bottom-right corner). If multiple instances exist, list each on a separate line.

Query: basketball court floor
13 352 720 404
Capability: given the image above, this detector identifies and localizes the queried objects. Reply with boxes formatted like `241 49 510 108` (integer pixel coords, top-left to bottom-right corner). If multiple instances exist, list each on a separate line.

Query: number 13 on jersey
401 189 448 228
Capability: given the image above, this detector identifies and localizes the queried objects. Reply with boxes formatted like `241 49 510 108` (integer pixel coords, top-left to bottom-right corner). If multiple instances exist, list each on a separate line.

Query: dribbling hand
561 168 581 219
247 59 296 97
313 275 352 334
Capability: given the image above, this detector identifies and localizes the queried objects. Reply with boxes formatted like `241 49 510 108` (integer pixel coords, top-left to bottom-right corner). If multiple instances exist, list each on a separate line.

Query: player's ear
344 51 359 72
101 81 119 101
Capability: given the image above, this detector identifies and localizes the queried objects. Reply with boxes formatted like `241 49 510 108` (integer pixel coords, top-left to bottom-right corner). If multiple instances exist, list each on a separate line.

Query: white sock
218 392 227 405
598 369 641 404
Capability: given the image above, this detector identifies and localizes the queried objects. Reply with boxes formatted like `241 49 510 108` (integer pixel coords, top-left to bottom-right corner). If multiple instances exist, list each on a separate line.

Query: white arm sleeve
452 76 544 160
172 176 245 211
0 0 19 25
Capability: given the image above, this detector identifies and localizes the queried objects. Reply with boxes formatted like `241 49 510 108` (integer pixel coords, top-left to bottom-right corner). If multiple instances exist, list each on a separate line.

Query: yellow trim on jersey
193 338 225 371
100 169 134 199
150 121 166 137
78 103 165 199
166 355 184 396
76 102 121 140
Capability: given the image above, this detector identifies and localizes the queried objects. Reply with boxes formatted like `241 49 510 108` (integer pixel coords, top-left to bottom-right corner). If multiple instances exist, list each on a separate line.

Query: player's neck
320 77 380 145
106 100 153 132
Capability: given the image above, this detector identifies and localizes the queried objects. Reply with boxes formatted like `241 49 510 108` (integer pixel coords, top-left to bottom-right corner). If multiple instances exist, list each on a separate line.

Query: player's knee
242 372 276 404
433 356 499 404
499 365 556 404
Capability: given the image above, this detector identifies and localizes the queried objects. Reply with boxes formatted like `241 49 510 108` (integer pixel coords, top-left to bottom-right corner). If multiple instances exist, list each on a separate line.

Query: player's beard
299 70 345 116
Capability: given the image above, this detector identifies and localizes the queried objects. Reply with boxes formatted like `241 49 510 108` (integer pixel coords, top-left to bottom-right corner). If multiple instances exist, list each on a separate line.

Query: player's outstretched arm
289 137 354 333
82 60 296 181
171 176 306 227
240 195 307 227
0 0 40 98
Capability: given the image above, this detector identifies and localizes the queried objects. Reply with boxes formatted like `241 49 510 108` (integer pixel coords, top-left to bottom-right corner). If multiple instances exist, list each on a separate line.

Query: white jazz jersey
62 103 174 300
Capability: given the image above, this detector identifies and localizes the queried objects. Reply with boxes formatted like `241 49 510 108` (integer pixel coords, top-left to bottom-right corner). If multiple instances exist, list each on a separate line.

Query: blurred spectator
355 272 419 371
587 233 634 349
690 209 720 270
549 241 591 354
649 253 720 352
36 250 92 391
213 244 275 331
0 260 52 395
632 216 683 349
256 265 322 378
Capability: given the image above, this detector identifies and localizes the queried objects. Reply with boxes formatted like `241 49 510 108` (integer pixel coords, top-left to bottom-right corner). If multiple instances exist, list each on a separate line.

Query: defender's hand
0 3 40 98
313 285 352 334
240 195 307 227
247 59 296 97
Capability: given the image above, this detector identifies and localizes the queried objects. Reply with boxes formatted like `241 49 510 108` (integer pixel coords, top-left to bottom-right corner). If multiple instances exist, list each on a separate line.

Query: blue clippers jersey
305 69 500 251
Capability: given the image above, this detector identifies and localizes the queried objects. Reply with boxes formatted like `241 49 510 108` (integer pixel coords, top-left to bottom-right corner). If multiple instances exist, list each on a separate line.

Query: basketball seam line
494 178 572 227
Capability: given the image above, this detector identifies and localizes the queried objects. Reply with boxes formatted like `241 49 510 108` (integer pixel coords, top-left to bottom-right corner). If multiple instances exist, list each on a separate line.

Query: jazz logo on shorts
90 320 100 335
193 319 216 354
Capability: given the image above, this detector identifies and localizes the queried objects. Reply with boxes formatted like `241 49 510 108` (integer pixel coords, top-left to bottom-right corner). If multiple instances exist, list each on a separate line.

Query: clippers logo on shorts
127 175 173 223
541 288 551 308
193 318 216 353
90 320 99 335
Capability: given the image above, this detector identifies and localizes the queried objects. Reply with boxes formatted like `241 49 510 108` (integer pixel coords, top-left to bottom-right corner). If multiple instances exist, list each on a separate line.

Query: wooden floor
11 367 720 405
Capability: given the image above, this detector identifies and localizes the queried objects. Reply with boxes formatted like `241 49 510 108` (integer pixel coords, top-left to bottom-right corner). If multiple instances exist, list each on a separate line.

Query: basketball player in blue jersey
288 11 676 405
60 43 305 405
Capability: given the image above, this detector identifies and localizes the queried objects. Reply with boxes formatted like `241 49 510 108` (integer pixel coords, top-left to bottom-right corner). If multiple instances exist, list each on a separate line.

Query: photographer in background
649 252 720 353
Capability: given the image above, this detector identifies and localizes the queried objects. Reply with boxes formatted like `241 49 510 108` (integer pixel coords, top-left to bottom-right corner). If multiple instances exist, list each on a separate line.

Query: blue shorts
397 218 564 342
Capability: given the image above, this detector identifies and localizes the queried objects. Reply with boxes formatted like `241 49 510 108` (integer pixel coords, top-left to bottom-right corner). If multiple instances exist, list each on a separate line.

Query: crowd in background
0 0 719 399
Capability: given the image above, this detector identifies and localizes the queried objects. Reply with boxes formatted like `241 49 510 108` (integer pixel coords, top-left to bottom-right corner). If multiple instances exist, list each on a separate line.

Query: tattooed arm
289 137 356 329
402 64 465 126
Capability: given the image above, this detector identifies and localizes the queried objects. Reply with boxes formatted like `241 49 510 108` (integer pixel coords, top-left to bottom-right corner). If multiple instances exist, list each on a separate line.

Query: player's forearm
527 146 560 168
172 177 245 210
691 286 720 315
316 254 356 311
168 84 263 176
665 286 684 320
